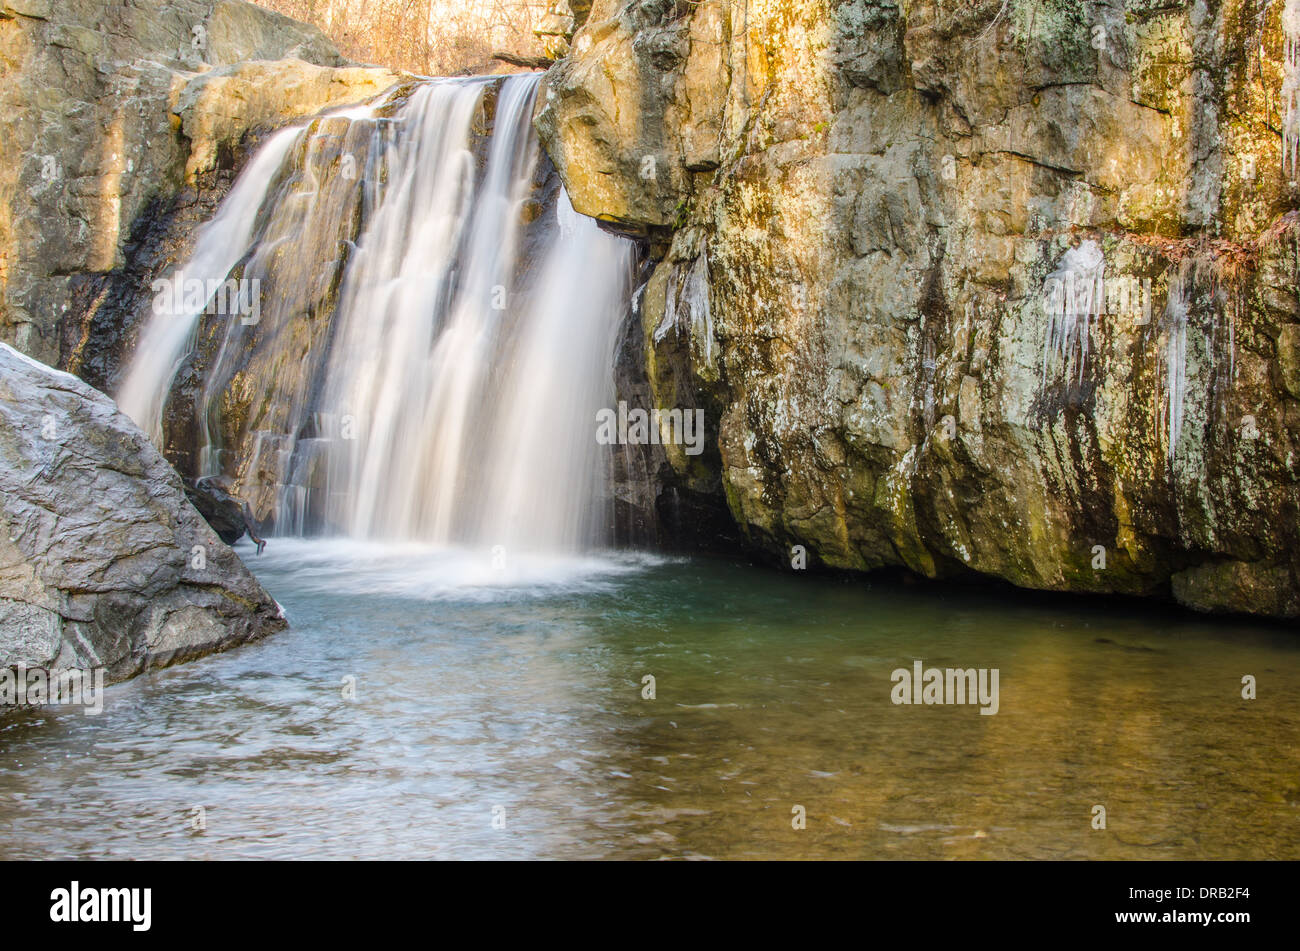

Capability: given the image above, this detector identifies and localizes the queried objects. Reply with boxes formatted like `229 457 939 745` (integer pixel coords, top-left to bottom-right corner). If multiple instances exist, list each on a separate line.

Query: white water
249 538 671 603
317 78 633 549
117 75 634 553
116 125 304 441
466 192 634 550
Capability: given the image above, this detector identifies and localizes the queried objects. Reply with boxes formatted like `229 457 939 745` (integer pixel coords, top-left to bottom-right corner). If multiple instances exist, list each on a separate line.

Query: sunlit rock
541 0 1300 618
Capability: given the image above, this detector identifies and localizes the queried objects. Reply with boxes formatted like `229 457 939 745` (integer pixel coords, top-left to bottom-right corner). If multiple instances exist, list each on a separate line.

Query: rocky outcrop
183 476 254 546
0 342 285 685
539 0 1300 618
0 0 402 374
535 0 595 59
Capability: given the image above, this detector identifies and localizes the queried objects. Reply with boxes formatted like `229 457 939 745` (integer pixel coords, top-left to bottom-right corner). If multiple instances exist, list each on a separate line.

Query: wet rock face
0 0 401 371
540 0 1300 618
0 343 286 685
607 252 742 550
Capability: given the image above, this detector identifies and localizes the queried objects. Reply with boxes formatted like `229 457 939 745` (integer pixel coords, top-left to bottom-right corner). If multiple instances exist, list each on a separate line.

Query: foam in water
246 538 673 604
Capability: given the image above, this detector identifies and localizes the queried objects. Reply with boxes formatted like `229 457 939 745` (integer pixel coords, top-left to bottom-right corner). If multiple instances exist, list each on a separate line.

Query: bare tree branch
491 50 554 70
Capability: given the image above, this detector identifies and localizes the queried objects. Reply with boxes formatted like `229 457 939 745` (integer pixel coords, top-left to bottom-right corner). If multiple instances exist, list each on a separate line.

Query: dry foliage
1130 211 1300 289
251 0 553 76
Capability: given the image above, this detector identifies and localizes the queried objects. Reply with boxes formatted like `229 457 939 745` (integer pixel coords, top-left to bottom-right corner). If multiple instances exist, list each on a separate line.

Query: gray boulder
0 343 286 686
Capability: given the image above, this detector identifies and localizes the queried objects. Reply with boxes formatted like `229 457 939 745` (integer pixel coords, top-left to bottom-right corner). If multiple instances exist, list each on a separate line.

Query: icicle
683 252 714 370
1040 239 1105 388
1283 0 1300 177
1227 298 1237 384
653 250 712 370
1228 293 1236 382
1161 269 1189 470
653 264 681 344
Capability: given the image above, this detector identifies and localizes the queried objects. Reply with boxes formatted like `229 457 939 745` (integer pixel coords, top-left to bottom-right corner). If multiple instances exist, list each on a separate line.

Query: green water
1 540 1296 859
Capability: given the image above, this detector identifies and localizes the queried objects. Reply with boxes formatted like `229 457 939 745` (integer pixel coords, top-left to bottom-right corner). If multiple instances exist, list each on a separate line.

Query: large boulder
0 343 286 685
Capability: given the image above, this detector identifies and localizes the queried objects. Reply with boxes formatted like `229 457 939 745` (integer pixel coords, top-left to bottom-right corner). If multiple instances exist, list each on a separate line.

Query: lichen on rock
539 0 1300 618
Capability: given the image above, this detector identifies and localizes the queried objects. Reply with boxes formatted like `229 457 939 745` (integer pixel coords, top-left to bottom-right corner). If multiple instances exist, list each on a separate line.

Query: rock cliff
0 0 402 378
538 0 1300 618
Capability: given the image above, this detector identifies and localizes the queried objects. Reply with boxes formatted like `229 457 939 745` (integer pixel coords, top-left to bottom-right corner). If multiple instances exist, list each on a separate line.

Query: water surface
2 541 1297 859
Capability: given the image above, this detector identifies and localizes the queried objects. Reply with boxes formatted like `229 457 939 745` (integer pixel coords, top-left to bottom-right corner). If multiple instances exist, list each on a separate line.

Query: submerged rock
0 343 286 686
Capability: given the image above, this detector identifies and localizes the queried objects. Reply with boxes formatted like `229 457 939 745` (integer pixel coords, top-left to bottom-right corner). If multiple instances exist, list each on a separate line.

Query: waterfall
116 75 634 553
115 123 305 442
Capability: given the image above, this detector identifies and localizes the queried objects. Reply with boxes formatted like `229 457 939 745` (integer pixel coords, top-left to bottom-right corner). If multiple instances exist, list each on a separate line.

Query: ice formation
1040 239 1106 387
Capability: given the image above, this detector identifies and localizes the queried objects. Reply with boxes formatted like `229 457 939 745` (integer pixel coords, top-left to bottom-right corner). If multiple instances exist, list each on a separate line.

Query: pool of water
2 540 1297 859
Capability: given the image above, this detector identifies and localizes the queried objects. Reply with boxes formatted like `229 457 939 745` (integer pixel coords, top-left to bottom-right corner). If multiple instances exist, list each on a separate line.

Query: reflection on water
2 540 1297 859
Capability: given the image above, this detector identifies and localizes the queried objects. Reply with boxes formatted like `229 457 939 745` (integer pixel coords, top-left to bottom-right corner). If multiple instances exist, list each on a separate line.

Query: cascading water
116 123 305 443
117 74 634 555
